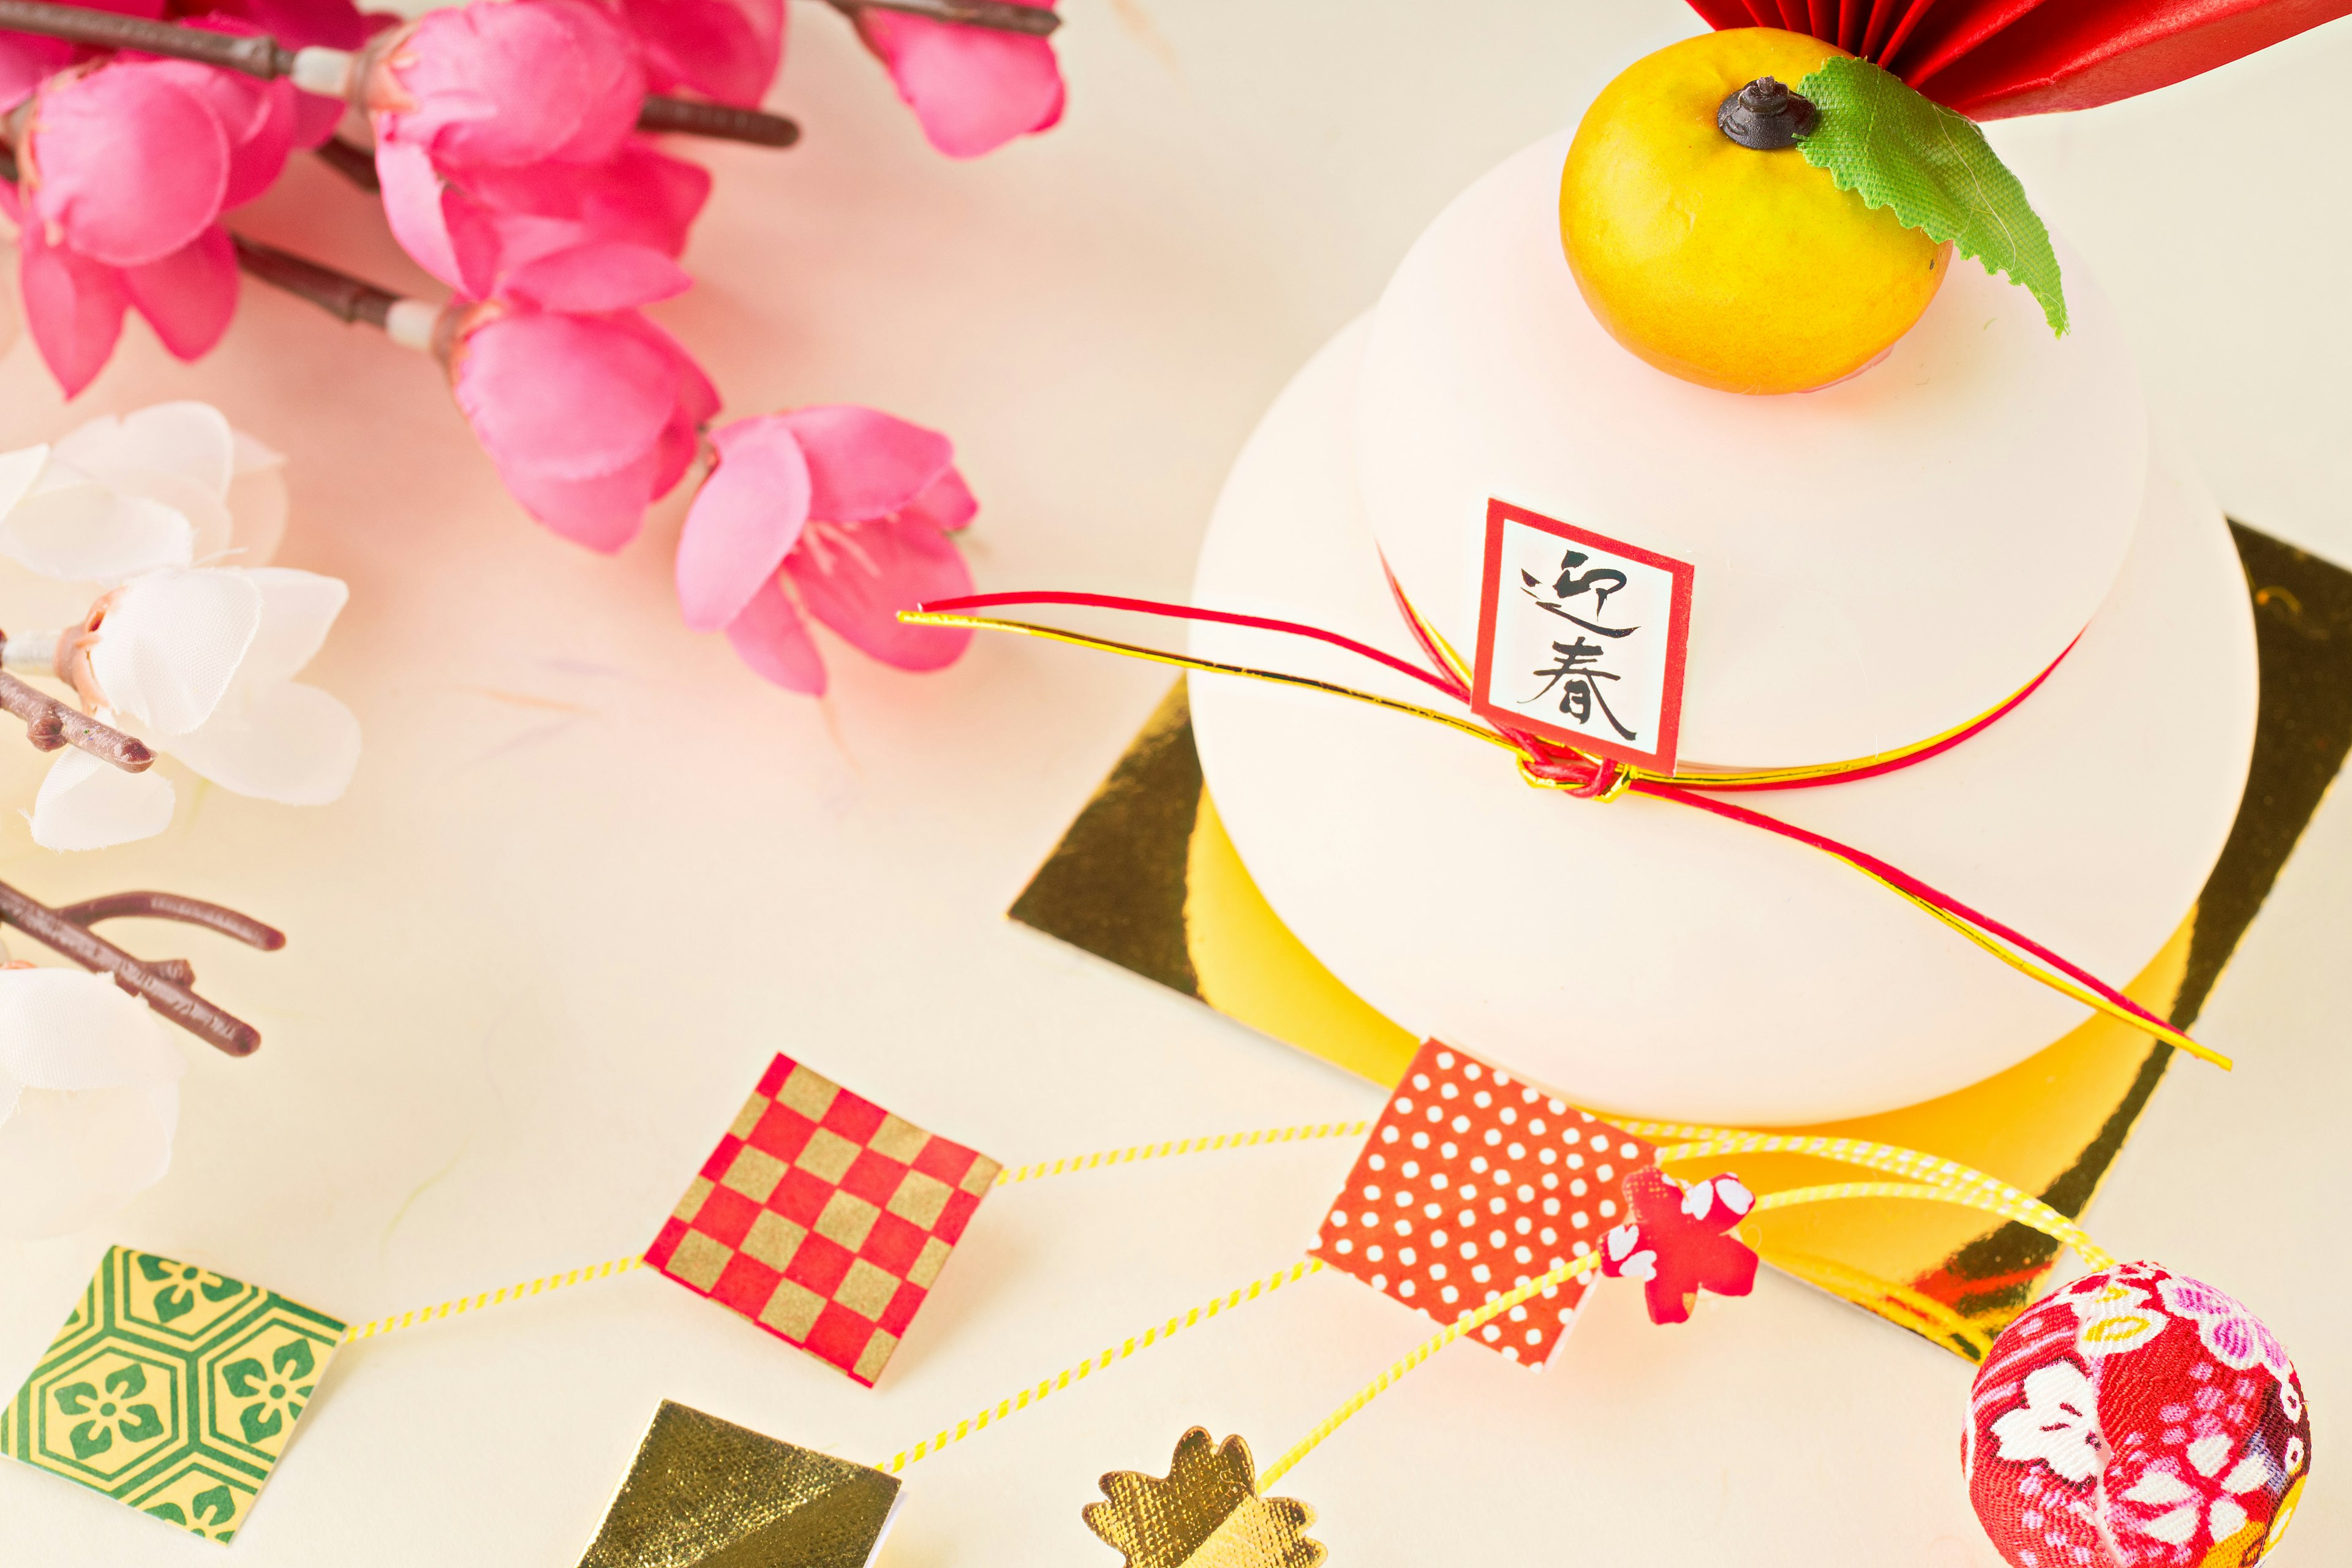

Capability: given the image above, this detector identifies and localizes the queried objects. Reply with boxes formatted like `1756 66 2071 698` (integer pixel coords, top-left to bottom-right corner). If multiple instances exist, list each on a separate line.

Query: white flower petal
2209 1498 2250 1542
0 480 194 581
232 429 285 477
49 412 127 475
229 568 347 686
98 402 236 496
88 568 263 733
29 750 177 850
113 470 233 567
0 967 185 1090
223 451 288 568
169 682 360 805
0 969 182 1236
0 442 50 517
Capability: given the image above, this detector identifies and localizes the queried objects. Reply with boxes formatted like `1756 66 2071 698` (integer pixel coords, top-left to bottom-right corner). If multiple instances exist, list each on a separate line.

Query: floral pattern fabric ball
1965 1262 2310 1567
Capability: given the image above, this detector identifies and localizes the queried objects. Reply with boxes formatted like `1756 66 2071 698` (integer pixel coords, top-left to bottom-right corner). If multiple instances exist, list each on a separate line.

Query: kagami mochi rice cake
1184 66 2255 1125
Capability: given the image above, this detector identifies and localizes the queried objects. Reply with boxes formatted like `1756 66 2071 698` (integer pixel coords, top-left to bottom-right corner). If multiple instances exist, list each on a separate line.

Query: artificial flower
382 137 709 302
365 0 646 173
0 0 164 115
852 0 1063 159
609 0 784 107
1597 1168 1758 1324
18 565 360 850
676 405 976 694
0 962 184 1238
9 47 318 395
449 304 718 551
0 401 288 583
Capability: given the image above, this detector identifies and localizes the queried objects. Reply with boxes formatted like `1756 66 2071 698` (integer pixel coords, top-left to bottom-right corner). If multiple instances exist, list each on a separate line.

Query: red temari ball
1964 1262 2310 1567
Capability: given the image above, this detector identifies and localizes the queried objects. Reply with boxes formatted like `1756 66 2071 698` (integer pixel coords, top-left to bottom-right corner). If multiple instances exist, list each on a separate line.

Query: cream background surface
0 2 2345 1564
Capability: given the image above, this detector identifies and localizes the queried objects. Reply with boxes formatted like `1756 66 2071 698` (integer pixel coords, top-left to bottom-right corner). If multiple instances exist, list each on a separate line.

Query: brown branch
231 234 400 329
638 94 800 148
826 0 1062 36
0 670 153 771
58 892 286 952
312 135 380 193
0 879 278 1056
0 1 293 77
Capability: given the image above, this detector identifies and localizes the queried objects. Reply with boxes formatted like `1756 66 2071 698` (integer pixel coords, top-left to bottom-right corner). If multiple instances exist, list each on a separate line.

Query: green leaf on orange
1796 55 2067 335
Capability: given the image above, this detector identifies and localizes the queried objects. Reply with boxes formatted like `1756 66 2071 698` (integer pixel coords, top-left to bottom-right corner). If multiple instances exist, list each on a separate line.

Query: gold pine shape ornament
1084 1428 1327 1568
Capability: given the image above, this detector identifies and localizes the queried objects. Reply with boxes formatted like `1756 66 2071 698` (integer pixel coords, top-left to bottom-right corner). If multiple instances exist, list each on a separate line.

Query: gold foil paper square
577 1401 902 1567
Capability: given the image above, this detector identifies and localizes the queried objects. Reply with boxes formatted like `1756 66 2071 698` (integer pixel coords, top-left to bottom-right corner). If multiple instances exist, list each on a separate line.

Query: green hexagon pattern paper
1 1246 345 1545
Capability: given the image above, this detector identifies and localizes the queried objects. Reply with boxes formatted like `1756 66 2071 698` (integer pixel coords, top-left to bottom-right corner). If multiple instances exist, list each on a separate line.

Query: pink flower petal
775 404 956 523
903 466 978 533
493 445 667 552
139 57 298 209
121 224 238 361
28 62 230 266
374 138 500 295
677 417 811 631
0 36 74 116
19 222 129 398
460 141 712 259
499 240 692 312
377 0 647 170
725 575 827 694
190 0 371 50
856 3 1064 159
616 0 784 107
453 311 678 484
785 513 974 671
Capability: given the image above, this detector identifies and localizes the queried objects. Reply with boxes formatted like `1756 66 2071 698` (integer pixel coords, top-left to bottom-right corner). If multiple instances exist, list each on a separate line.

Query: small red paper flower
1599 1167 1759 1325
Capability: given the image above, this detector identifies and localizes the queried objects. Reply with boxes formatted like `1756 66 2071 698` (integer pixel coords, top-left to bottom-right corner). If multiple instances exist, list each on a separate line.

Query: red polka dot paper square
645 1053 1001 1387
1311 1039 1656 1366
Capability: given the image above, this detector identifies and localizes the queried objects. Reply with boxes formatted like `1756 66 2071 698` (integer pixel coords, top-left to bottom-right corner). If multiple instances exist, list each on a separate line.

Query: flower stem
0 669 153 771
0 878 279 1056
639 94 800 148
0 0 293 77
230 234 401 329
312 136 380 193
824 0 1062 36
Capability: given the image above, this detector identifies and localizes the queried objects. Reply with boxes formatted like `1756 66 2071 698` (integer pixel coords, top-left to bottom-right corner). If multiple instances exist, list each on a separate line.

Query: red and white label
1471 500 1695 774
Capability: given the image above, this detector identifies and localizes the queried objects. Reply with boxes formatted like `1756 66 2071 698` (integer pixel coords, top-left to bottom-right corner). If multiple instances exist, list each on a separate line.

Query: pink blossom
172 0 372 50
367 0 646 172
0 0 164 114
450 306 718 552
608 0 783 107
378 135 709 301
9 54 298 395
854 1 1063 158
677 407 975 694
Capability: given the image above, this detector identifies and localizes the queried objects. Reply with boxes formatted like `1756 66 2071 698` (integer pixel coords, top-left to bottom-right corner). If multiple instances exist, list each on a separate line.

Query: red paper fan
1686 0 2352 116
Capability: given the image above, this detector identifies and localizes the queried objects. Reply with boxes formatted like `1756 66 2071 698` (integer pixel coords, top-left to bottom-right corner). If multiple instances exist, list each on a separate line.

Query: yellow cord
990 1120 1371 1188
333 1121 1365 1346
338 1256 644 1344
1257 1172 2114 1487
1635 1128 2106 1265
1257 1251 1605 1489
876 1257 1326 1476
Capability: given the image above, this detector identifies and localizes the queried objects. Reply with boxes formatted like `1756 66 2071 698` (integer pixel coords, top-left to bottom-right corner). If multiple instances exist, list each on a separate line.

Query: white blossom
0 403 355 851
0 964 183 1238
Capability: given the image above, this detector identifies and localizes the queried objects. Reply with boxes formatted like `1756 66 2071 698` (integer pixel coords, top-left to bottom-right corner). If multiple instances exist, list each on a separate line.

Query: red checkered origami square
1310 1039 1656 1367
646 1054 1001 1386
